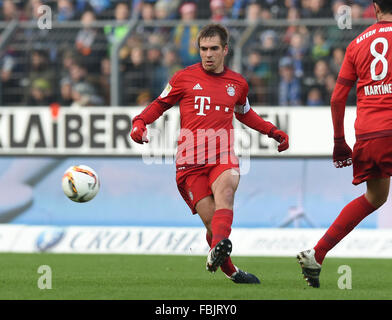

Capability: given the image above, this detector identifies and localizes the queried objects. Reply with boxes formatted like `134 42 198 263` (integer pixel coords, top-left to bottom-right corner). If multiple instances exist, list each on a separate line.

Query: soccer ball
62 165 100 202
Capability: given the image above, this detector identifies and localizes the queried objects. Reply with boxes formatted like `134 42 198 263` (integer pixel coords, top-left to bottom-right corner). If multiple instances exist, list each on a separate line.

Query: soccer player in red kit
130 24 289 284
298 0 392 288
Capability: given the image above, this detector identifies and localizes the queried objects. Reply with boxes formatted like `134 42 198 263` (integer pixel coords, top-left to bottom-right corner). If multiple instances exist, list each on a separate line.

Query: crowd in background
0 0 375 107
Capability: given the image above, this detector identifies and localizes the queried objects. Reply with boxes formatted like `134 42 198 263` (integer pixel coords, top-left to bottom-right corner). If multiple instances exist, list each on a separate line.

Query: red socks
207 208 236 276
314 194 376 265
211 209 233 248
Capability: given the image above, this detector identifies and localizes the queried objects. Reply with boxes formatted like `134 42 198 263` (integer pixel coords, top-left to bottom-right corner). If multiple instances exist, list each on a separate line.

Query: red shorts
176 161 240 215
352 136 392 185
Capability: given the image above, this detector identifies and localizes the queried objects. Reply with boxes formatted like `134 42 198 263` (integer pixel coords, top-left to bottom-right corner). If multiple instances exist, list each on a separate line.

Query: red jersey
151 63 249 170
337 21 392 139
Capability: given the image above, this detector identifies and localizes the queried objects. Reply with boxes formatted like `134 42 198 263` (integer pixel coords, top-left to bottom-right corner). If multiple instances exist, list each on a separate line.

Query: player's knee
376 192 388 208
366 192 388 209
218 187 235 207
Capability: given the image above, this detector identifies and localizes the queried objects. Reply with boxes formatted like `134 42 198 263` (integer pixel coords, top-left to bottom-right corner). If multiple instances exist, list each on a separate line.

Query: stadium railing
0 18 374 107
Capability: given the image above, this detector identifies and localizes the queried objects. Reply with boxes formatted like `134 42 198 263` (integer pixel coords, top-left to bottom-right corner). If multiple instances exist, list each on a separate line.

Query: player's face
199 36 228 73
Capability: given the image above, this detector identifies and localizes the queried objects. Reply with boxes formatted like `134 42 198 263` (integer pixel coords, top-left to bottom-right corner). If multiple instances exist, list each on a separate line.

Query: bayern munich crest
226 84 236 96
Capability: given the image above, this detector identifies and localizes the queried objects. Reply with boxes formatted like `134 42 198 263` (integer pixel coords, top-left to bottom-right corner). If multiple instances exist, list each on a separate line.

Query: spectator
283 6 301 44
301 0 330 18
75 0 112 18
58 49 79 105
351 3 364 20
331 0 348 21
260 29 278 53
122 46 151 105
306 86 324 106
154 0 171 19
162 46 183 80
311 30 330 61
24 0 56 57
229 0 252 20
60 77 74 106
153 1 177 41
141 0 155 20
119 34 143 61
104 1 131 56
244 48 272 104
327 0 350 47
75 10 108 73
0 48 21 105
26 78 53 106
329 47 345 76
303 59 330 104
173 2 201 67
154 0 181 19
56 0 79 22
352 0 368 7
324 73 336 103
136 1 156 37
99 57 111 105
278 56 302 106
23 50 57 105
210 0 229 22
274 0 296 19
244 1 261 24
363 2 376 19
313 59 330 87
287 32 307 78
146 44 167 98
1 0 22 21
60 58 104 107
69 59 94 86
261 0 281 18
71 82 104 107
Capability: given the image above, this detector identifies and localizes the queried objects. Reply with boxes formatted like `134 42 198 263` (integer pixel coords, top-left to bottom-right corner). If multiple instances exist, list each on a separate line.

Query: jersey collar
199 63 227 76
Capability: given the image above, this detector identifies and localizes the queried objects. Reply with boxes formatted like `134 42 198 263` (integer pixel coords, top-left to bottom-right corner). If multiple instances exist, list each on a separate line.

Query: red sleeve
331 83 352 139
132 71 184 125
336 43 357 87
237 78 249 106
235 108 276 135
331 45 356 138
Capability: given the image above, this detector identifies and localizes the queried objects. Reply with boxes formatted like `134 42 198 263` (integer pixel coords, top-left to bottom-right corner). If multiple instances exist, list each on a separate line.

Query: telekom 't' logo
194 96 211 116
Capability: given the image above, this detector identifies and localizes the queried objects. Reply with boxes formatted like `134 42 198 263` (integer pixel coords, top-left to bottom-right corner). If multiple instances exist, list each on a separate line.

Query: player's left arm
234 97 289 152
331 43 357 168
131 72 184 144
234 79 288 152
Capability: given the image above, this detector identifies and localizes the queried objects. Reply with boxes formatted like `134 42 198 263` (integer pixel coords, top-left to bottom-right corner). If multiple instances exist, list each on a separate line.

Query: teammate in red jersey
131 24 289 284
297 0 392 288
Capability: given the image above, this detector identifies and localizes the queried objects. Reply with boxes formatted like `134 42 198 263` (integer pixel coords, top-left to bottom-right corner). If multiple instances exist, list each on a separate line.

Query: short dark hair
373 0 392 14
197 23 229 48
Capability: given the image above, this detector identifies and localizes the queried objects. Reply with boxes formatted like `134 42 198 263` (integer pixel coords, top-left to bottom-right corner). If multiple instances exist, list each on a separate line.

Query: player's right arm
331 43 357 168
130 72 184 144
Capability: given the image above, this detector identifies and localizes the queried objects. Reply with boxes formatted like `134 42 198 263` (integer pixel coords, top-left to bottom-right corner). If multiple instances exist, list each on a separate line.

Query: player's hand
130 119 149 144
269 128 289 152
333 137 352 168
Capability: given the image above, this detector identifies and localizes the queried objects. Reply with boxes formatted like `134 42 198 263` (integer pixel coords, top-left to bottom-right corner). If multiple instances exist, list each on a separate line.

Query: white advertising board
0 106 357 157
2 224 392 258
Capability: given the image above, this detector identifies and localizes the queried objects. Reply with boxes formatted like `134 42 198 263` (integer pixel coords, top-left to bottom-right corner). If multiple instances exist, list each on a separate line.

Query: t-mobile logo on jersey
194 96 211 116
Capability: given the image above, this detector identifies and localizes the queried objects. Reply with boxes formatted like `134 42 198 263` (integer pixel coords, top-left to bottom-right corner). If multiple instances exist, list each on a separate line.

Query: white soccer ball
62 165 100 202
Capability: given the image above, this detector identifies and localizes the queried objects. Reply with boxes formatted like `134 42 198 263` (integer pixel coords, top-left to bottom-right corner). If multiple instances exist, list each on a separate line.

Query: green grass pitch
0 253 391 300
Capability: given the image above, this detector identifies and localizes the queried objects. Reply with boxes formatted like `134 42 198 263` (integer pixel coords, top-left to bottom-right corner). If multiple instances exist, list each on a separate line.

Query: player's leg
195 195 215 239
298 177 389 288
202 169 238 273
314 177 388 264
365 177 390 208
208 168 260 283
209 168 239 248
195 195 238 278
